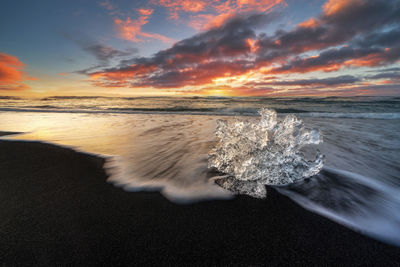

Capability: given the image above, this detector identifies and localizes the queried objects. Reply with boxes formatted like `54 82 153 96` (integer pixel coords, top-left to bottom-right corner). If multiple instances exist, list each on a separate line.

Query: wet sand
0 137 399 266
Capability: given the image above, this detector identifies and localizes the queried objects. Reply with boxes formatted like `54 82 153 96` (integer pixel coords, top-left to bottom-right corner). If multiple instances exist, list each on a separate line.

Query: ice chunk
209 108 324 198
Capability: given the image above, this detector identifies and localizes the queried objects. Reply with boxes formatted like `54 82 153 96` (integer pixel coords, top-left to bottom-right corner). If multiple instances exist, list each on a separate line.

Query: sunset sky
1 0 399 97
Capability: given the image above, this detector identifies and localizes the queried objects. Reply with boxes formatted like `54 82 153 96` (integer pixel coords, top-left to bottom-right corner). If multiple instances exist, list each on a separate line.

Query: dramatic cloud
114 8 175 43
97 4 176 44
155 0 284 29
265 46 389 74
156 0 209 19
90 13 272 88
102 0 284 41
255 0 400 63
98 1 175 43
89 0 400 95
0 53 35 91
248 75 361 87
367 70 400 84
63 31 137 64
83 44 136 63
64 35 138 75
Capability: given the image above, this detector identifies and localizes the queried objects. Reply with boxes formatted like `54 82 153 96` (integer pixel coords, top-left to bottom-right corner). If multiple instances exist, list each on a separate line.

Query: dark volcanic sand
0 139 399 266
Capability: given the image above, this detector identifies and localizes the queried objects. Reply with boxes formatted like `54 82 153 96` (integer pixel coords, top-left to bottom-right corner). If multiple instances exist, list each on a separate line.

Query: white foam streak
277 167 400 246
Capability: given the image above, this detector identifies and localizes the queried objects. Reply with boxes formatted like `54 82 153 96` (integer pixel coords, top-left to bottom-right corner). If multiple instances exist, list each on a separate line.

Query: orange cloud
89 64 158 88
298 18 319 28
187 14 215 30
235 0 286 12
0 52 35 91
89 60 254 89
156 0 208 19
155 0 284 30
268 63 342 74
209 0 284 30
139 32 175 44
376 79 395 85
107 0 283 43
114 17 147 42
322 0 364 16
201 12 237 30
344 52 389 68
246 38 258 53
90 64 157 81
114 8 174 43
137 8 154 16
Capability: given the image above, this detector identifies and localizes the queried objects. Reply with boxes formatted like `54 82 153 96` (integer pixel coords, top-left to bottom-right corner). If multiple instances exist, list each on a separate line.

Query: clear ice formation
209 108 324 198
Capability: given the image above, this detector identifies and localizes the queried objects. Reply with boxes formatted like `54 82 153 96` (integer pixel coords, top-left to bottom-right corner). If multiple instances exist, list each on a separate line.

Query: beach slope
0 139 399 265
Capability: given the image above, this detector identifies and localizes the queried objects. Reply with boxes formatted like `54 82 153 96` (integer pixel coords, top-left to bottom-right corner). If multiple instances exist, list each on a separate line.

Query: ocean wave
0 96 22 100
299 112 400 119
25 105 62 109
277 167 400 246
106 107 220 113
40 96 105 100
1 106 400 119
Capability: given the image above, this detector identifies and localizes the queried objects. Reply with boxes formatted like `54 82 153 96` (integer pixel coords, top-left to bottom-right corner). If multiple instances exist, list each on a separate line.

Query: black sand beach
1 137 400 266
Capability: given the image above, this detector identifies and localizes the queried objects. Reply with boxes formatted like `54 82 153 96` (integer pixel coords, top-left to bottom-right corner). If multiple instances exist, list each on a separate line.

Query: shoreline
1 138 399 265
0 131 22 137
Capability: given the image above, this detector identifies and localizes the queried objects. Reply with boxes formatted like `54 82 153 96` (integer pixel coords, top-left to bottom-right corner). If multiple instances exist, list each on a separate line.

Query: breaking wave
301 112 400 120
277 167 400 246
209 108 324 198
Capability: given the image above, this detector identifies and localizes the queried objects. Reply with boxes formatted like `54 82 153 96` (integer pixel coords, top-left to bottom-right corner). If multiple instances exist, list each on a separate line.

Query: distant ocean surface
1 95 400 118
1 96 399 246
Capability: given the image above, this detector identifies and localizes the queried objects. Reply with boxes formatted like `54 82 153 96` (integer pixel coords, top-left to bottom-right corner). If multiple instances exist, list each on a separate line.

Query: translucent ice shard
208 108 324 198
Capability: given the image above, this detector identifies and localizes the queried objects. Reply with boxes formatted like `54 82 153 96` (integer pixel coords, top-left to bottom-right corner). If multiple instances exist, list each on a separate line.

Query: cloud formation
100 0 283 43
63 34 138 75
154 0 284 30
248 75 361 87
98 3 175 43
0 53 35 91
114 8 175 43
90 13 271 88
83 44 136 63
90 0 400 96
